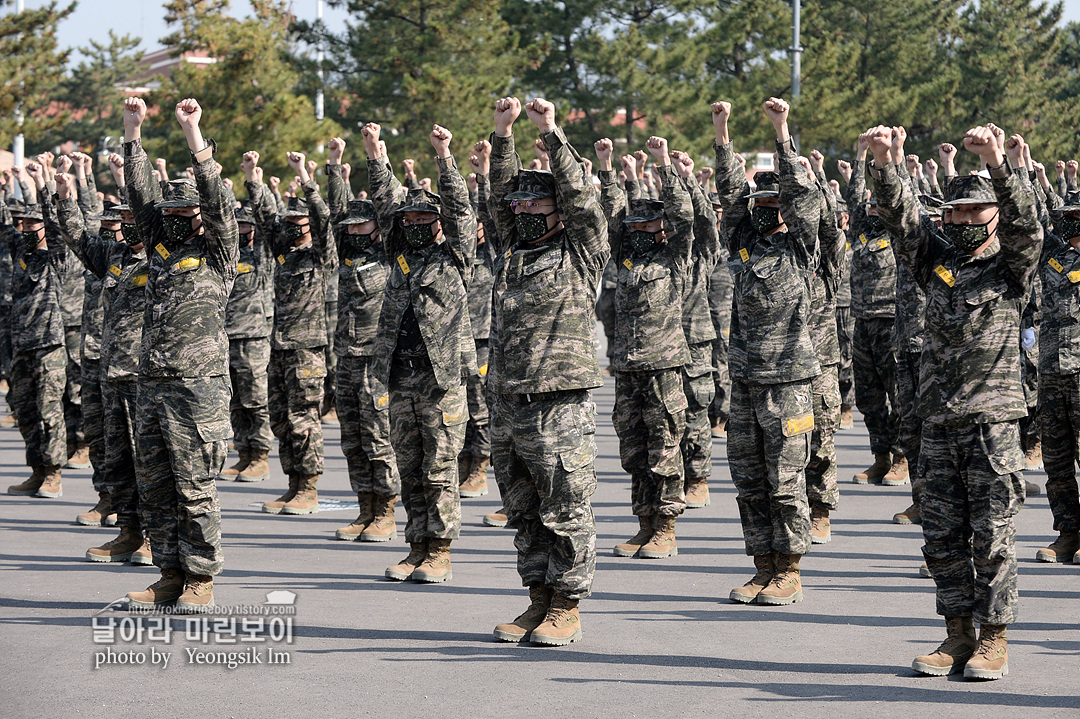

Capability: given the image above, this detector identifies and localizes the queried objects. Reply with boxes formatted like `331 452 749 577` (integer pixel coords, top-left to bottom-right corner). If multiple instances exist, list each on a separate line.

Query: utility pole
790 0 802 151
315 0 325 154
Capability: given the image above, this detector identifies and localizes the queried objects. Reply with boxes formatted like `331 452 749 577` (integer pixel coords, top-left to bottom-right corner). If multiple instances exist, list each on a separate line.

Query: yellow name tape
397 254 410 275
1049 257 1064 273
934 265 955 287
155 243 170 260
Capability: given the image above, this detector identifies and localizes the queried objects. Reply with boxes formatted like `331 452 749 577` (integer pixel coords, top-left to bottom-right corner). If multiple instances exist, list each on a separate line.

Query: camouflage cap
90 203 123 223
284 195 310 218
155 179 200 209
396 188 442 215
505 170 557 201
235 200 255 225
942 175 996 208
748 171 780 199
1060 191 1080 213
623 198 665 225
6 198 28 216
918 194 944 217
339 199 378 225
11 202 43 221
834 197 849 214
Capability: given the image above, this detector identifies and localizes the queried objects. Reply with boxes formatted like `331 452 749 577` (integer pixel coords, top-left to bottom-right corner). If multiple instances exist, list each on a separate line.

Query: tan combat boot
385 541 427 581
614 516 654 557
280 475 319 515
8 467 45 496
1025 479 1042 496
457 455 472 484
176 573 215 614
66 442 91 470
1024 440 1043 470
412 538 452 583
913 616 978 675
493 585 553 642
639 516 677 559
756 552 803 605
919 563 932 578
685 478 710 508
964 624 1008 680
262 475 300 514
218 450 250 480
77 492 116 526
86 526 143 563
853 453 891 484
35 466 62 498
810 506 831 544
729 554 775 604
361 495 398 542
127 568 185 609
321 407 339 425
130 535 153 566
483 509 509 527
335 492 375 540
882 454 910 486
893 503 921 525
711 417 727 439
839 405 853 429
1036 530 1080 563
459 457 490 497
530 593 582 646
238 450 270 482
0 413 16 428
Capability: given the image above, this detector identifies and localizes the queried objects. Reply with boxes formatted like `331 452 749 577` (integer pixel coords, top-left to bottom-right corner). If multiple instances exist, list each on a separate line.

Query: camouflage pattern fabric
336 354 398 497
103 378 140 529
229 337 272 454
807 366 840 511
681 342 716 484
324 299 337 409
463 339 491 458
896 349 925 507
81 358 107 494
595 267 616 364
10 204 68 355
836 305 855 407
920 420 1024 625
846 159 897 320
62 326 83 446
1037 373 1080 532
853 316 900 456
681 177 721 347
708 256 732 421
80 271 103 363
268 347 325 478
493 390 597 600
389 361 466 541
224 240 270 340
10 345 67 467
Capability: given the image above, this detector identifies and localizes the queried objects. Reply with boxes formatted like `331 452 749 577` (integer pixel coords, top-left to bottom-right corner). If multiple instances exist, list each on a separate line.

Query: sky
18 0 1080 60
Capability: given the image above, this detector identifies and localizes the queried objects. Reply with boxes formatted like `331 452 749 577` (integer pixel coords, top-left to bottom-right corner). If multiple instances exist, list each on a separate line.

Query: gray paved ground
2 349 1078 718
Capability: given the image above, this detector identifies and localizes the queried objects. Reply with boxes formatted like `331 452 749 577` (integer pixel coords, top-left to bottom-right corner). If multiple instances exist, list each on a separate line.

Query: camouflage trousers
63 326 83 446
920 420 1024 625
807 366 840 511
596 288 616 363
682 342 716 484
104 378 140 529
389 359 466 542
0 303 11 381
81 358 107 494
269 347 325 478
853 317 899 456
709 273 733 422
462 339 491 459
323 301 337 409
614 368 687 518
10 345 67 467
492 389 597 600
228 337 272 454
135 376 228 577
1037 373 1080 532
896 350 925 508
836 305 855 407
728 378 813 556
337 355 398 497
1020 345 1040 452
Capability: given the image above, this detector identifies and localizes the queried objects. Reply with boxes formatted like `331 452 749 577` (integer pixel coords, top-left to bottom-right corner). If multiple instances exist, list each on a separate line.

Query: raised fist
524 98 556 133
633 150 648 179
890 126 907 156
670 150 694 178
430 124 453 158
328 137 346 164
645 136 670 166
286 152 307 174
494 97 522 136
175 98 202 130
55 171 75 198
809 149 824 174
620 153 637 178
1004 134 1025 166
268 176 280 190
1067 160 1078 179
963 126 1003 164
306 160 317 176
472 140 491 176
124 97 147 130
734 152 747 170
56 155 73 174
108 153 124 171
1055 160 1066 175
466 173 478 192
240 151 260 179
925 158 938 175
594 138 614 168
763 97 789 127
361 123 382 158
402 158 415 176
864 125 894 166
711 101 732 126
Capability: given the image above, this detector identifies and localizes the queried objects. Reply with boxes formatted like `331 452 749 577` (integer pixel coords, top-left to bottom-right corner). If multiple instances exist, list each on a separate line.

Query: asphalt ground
1 343 1078 718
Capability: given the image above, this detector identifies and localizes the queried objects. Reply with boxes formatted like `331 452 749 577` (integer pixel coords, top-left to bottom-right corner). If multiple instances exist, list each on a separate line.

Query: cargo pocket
558 440 598 503
982 422 1025 475
196 418 231 443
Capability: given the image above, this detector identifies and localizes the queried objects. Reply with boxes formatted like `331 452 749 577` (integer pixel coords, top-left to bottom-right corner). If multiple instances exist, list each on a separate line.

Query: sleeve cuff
540 126 567 151
987 157 1012 180
191 138 216 165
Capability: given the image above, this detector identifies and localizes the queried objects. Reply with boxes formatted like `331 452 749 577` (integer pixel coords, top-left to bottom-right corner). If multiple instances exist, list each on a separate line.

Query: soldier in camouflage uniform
363 121 476 585
55 178 153 566
709 195 734 439
324 137 399 543
121 97 238 613
596 259 617 373
870 123 1039 680
713 99 820 607
486 97 604 645
0 176 15 417
4 162 70 499
598 135 693 561
218 171 273 484
248 151 332 516
847 136 903 484
57 179 88 471
833 163 856 428
1033 191 1080 564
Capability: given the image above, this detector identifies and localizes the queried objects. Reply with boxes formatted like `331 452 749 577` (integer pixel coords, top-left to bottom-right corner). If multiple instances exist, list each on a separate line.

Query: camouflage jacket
847 159 897 319
715 139 821 385
56 195 148 380
469 174 498 342
599 164 693 371
809 169 844 367
8 194 69 353
891 168 928 353
327 162 388 358
681 176 721 347
368 153 477 390
76 178 105 364
1 201 15 306
488 127 608 394
124 138 239 378
224 238 270 340
835 234 853 308
1036 226 1080 376
872 160 1041 424
248 179 332 350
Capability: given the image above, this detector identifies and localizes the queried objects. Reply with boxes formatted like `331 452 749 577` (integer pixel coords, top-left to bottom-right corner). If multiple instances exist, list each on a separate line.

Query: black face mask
865 214 885 234
100 227 120 243
751 205 781 234
403 220 437 249
1057 215 1080 242
284 222 309 244
628 229 659 255
20 229 42 249
121 222 141 246
515 210 556 243
348 230 379 252
942 214 997 253
239 230 254 245
163 213 198 244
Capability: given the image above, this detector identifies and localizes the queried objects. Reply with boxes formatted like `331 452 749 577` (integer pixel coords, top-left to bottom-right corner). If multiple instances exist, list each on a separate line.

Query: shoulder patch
397 254 410 275
1048 257 1064 273
738 248 750 262
933 265 955 287
155 243 170 260
622 258 633 271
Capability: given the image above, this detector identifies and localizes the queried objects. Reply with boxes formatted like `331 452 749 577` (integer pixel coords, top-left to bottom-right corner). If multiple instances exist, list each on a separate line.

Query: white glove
1021 327 1036 351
